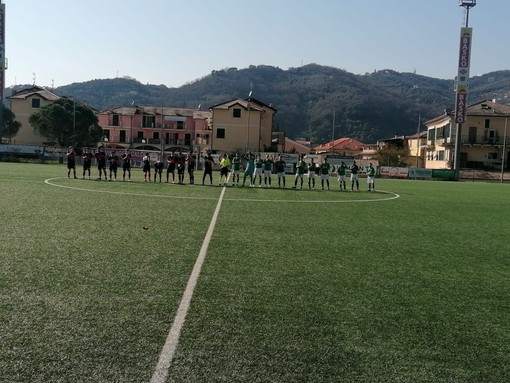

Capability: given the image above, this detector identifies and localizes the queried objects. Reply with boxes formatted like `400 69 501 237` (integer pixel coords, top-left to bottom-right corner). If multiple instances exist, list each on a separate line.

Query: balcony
460 134 500 145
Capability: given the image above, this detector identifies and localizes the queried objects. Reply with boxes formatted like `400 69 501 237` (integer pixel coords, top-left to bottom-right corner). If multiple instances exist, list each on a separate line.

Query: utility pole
0 1 6 142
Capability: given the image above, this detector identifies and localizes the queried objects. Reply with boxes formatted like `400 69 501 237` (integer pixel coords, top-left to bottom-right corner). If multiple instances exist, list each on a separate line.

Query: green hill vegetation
8 65 510 144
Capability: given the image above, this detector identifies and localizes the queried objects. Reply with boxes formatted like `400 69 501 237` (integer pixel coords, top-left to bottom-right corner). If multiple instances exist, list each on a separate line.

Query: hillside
8 65 510 143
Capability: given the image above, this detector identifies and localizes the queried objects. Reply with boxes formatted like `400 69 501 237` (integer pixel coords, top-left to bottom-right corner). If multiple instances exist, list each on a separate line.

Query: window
233 108 241 118
445 123 451 138
468 126 477 144
177 121 184 130
32 98 41 108
428 128 436 142
112 114 120 126
137 131 144 139
119 130 126 143
485 119 491 129
487 152 497 160
437 150 445 161
142 115 155 128
216 128 225 139
153 132 160 140
103 129 110 140
184 134 191 146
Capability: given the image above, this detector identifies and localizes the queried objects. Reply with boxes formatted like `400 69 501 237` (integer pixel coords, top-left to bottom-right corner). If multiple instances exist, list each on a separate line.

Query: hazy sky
3 0 507 88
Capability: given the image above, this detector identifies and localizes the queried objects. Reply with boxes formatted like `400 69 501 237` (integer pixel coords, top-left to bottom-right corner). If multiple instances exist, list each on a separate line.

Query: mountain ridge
7 64 510 143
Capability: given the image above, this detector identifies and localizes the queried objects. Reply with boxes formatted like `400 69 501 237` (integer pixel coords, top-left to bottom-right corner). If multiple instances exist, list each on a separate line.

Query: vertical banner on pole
455 27 472 123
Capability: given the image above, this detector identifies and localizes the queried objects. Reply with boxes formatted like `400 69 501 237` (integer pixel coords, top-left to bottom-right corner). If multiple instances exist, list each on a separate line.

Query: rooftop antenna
32 73 36 85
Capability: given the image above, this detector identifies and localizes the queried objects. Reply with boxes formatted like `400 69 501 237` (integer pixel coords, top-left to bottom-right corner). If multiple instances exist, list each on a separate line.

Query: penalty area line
150 183 228 383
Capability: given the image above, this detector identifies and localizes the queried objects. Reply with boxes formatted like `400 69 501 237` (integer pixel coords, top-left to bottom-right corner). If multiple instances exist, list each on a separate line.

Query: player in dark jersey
108 153 119 181
202 150 214 185
153 158 164 183
95 149 108 181
122 150 132 181
176 153 186 184
66 146 77 179
186 152 196 185
166 153 176 183
82 148 92 179
142 153 151 182
274 155 286 188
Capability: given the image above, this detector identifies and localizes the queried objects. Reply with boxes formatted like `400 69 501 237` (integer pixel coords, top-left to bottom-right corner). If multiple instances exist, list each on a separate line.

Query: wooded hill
8 65 510 144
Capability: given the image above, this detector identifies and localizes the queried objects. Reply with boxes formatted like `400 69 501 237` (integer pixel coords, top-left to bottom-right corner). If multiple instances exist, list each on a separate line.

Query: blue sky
4 0 508 88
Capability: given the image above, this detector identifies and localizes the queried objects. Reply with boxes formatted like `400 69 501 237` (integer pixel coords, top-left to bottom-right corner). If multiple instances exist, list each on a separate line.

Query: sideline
44 178 400 203
150 184 227 383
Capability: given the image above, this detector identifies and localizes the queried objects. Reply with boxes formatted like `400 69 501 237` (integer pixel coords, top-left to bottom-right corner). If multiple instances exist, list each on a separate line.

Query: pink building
97 106 212 153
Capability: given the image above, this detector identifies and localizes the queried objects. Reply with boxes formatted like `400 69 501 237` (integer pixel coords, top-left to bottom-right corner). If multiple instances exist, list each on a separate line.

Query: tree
29 98 103 147
373 145 410 167
0 105 22 140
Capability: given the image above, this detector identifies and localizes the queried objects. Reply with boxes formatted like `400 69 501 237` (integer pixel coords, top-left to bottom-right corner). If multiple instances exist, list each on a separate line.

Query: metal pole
501 117 508 183
246 101 250 151
161 105 164 159
73 98 76 147
416 115 421 168
331 111 335 153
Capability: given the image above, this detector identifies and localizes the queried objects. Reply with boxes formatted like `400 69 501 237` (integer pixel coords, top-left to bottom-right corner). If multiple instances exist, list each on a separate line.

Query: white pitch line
149 184 227 383
44 178 400 204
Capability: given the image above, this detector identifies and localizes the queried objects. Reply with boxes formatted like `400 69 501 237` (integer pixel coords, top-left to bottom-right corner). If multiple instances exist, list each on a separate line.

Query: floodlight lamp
459 0 476 7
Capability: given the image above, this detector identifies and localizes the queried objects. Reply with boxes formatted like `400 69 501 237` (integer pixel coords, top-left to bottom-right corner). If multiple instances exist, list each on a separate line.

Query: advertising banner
454 28 472 123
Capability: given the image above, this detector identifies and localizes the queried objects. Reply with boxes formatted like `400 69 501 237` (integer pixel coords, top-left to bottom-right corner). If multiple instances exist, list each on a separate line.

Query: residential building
425 99 510 170
313 137 365 158
7 86 60 145
282 137 311 156
210 97 277 153
406 131 428 168
377 132 427 167
97 106 212 153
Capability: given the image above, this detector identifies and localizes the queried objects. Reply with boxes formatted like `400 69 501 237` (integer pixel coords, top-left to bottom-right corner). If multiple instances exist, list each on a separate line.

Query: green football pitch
1 162 509 383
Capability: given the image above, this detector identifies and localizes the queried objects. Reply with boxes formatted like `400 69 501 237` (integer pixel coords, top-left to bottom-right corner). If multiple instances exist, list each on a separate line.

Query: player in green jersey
336 161 348 191
350 161 360 191
253 154 264 187
319 158 331 190
242 150 255 187
231 153 241 186
366 162 376 192
307 158 316 189
293 155 307 189
263 154 274 187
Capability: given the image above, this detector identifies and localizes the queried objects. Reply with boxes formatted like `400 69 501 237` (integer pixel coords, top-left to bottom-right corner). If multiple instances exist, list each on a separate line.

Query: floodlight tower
460 0 476 28
453 0 476 178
